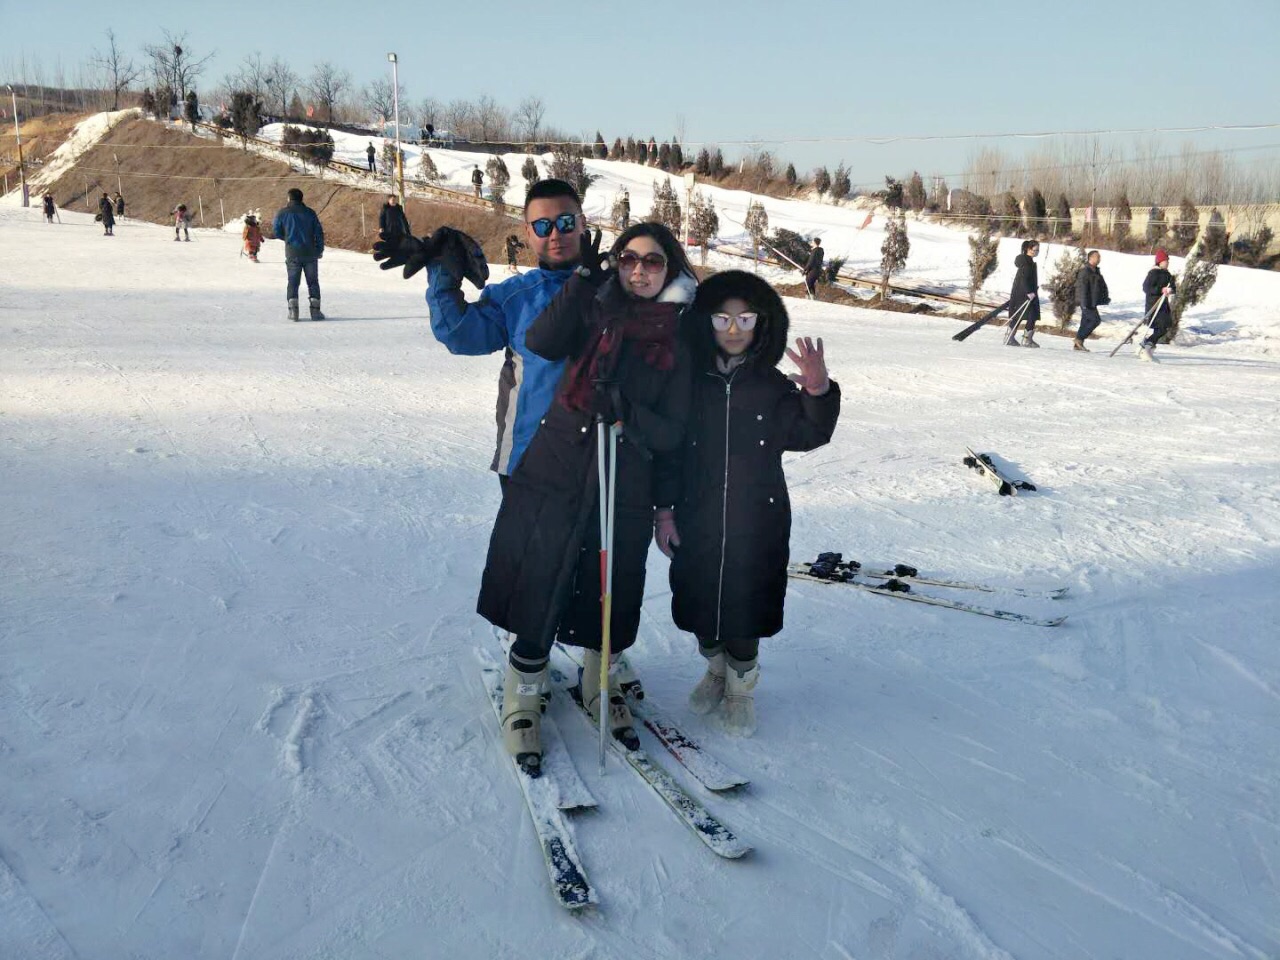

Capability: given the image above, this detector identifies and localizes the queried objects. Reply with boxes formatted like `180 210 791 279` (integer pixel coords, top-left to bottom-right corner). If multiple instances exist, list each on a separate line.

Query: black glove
440 228 490 289
373 229 437 279
575 229 611 285
592 380 629 425
373 227 489 288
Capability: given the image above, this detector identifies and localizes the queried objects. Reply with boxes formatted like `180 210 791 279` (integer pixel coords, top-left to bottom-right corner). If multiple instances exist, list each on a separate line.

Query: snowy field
2 201 1279 959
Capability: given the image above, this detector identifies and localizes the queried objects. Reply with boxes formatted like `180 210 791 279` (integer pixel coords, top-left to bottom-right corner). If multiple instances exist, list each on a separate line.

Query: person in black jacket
114 191 125 218
366 142 377 173
803 237 824 299
1007 239 1041 346
658 270 840 736
1073 250 1110 351
42 193 56 224
481 222 695 771
1139 249 1177 362
377 194 410 240
97 192 115 236
504 234 525 274
471 165 484 199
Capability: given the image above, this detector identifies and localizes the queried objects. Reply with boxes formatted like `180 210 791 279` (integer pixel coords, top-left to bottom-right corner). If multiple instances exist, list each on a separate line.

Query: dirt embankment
39 118 535 263
1 112 87 190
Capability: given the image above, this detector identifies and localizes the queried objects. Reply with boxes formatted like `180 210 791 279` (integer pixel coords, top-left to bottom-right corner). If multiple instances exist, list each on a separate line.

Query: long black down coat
667 271 841 643
477 272 694 655
1009 253 1040 324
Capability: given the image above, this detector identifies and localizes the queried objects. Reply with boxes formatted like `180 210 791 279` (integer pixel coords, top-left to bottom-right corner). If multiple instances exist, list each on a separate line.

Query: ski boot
288 298 300 321
719 656 760 737
500 660 545 777
1072 339 1089 352
309 297 325 321
1138 344 1159 363
613 652 644 702
580 649 639 750
688 647 727 715
1022 334 1040 348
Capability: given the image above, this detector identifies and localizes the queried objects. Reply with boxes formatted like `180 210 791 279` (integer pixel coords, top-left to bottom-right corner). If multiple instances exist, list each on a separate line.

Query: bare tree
90 29 142 111
444 98 474 139
227 52 270 107
307 62 351 124
474 93 508 142
144 31 215 106
263 57 298 118
514 95 545 143
362 77 401 123
416 96 442 130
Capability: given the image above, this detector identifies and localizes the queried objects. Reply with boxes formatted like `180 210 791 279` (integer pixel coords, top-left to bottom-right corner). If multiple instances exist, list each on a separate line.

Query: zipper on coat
713 369 738 646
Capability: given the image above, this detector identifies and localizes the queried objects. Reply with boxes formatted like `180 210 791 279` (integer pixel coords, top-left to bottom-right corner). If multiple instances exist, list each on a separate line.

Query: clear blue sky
3 0 1278 191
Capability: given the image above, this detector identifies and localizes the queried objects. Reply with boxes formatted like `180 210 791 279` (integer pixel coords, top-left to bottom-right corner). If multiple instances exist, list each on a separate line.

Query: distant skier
803 236 824 299
1138 249 1177 362
1008 239 1041 347
172 204 192 241
1073 249 1110 352
366 142 377 173
504 233 525 274
41 193 57 224
471 165 484 199
619 190 631 229
371 178 588 770
242 214 263 262
272 187 326 321
658 271 840 737
114 191 125 219
97 192 115 236
378 193 411 241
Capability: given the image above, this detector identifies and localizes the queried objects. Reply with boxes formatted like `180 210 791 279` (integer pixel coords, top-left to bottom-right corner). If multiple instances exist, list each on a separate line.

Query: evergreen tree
1045 247 1087 328
658 141 671 171
550 146 595 199
710 148 726 179
967 225 999 317
609 137 623 160
1173 197 1199 252
1113 192 1133 245
814 166 831 199
381 141 405 179
486 155 511 208
419 150 442 183
141 88 157 116
829 163 851 203
1171 242 1218 337
1230 224 1272 268
906 171 927 212
521 156 540 193
883 176 904 209
282 125 334 167
647 178 682 234
228 91 263 149
930 176 949 212
183 89 200 127
647 136 658 163
287 92 305 120
670 141 684 170
694 148 711 176
999 192 1023 235
1026 188 1047 234
1146 205 1167 247
593 131 607 160
1202 208 1229 263
880 209 910 300
744 199 769 263
687 189 719 265
785 163 797 188
635 139 648 164
624 136 637 162
823 256 847 284
1054 194 1072 238
768 228 810 272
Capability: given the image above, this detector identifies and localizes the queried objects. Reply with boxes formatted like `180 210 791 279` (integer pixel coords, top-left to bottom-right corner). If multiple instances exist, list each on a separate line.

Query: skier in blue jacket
272 188 326 321
373 178 586 479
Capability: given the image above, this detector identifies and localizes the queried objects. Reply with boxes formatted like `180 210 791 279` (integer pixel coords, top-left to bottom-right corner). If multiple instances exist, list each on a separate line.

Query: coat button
759 439 765 446
757 414 763 420
540 418 546 425
580 426 587 433
769 497 775 503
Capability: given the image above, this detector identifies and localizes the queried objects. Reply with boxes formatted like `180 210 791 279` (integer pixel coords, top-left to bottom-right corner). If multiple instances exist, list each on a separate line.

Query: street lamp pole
6 85 29 207
387 53 404 202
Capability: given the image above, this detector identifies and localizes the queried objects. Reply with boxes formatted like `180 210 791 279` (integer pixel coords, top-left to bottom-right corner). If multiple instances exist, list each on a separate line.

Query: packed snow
3 167 1280 957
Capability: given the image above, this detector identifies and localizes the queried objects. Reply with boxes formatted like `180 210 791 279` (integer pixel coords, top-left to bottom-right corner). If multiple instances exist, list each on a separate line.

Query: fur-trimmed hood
684 270 791 371
594 269 698 310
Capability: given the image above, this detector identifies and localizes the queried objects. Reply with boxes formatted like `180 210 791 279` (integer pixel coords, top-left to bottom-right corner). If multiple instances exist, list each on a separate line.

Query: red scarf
560 300 679 413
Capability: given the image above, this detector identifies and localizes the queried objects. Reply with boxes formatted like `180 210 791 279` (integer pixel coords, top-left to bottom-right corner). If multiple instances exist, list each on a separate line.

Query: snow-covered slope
1 202 1278 959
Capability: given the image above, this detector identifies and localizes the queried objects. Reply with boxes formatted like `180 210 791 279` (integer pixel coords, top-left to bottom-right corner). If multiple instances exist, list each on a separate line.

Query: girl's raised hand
785 336 829 395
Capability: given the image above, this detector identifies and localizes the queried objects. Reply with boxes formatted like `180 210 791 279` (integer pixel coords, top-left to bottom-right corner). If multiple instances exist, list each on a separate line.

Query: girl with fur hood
656 270 840 736
487 222 696 773
242 215 264 262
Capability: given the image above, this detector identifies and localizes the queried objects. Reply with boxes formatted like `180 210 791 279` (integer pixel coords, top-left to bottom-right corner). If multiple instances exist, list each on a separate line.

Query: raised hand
576 228 611 284
785 336 829 396
372 230 439 279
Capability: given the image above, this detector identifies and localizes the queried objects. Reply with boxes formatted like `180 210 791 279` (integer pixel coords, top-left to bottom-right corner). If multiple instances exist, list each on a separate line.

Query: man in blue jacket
272 187 326 321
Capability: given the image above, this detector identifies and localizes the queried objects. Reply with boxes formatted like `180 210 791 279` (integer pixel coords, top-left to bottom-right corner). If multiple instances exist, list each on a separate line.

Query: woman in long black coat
1008 239 1041 346
660 270 840 736
482 222 694 766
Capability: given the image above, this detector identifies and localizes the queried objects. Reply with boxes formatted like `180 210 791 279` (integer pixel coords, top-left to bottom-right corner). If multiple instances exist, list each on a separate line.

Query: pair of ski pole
595 417 619 773
1107 293 1168 358
1003 297 1034 345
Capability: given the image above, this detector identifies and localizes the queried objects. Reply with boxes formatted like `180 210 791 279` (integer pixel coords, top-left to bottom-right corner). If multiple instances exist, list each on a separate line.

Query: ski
476 663 596 910
823 556 1068 600
555 645 750 793
964 446 1036 496
1109 292 1167 358
549 655 751 859
788 562 1067 627
951 299 1010 342
478 656 597 812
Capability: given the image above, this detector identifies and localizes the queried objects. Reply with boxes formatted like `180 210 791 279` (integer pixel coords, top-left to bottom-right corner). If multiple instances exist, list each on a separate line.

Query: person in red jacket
242 214 263 262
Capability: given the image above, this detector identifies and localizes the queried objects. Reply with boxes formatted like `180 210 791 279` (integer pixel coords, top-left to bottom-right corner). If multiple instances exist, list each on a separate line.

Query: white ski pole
1003 297 1033 345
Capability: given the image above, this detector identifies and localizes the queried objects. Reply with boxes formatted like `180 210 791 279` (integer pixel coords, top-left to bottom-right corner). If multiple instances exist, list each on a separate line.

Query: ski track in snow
4 178 1280 958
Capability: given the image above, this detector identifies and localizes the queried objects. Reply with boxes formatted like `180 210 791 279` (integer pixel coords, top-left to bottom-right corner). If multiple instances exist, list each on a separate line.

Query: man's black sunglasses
528 213 578 238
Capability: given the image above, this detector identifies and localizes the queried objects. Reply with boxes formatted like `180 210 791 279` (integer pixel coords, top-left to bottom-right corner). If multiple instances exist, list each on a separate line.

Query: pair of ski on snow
952 293 1169 355
478 642 751 910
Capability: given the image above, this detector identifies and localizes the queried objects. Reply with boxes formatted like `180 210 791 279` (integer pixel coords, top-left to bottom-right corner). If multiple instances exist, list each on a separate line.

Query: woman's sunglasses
710 311 759 332
528 213 578 238
617 251 668 274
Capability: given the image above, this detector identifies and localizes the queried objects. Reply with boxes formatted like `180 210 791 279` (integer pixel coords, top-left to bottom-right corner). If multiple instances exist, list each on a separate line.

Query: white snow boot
688 650 727 715
580 649 638 749
309 297 325 321
613 652 644 702
1138 344 1158 363
500 661 545 776
719 656 759 737
287 298 300 321
1021 333 1040 348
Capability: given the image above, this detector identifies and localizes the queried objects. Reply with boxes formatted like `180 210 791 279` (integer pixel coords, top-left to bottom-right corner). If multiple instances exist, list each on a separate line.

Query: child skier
657 270 841 736
173 204 192 241
504 234 525 275
242 214 263 262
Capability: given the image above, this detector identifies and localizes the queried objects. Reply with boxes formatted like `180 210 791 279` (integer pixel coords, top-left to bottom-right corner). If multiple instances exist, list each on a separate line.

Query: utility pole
387 52 404 202
6 85 29 207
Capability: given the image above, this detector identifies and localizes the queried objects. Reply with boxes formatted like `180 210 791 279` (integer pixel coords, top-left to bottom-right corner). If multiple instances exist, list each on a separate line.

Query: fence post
85 179 90 209
361 204 366 237
198 195 205 225
220 198 225 227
